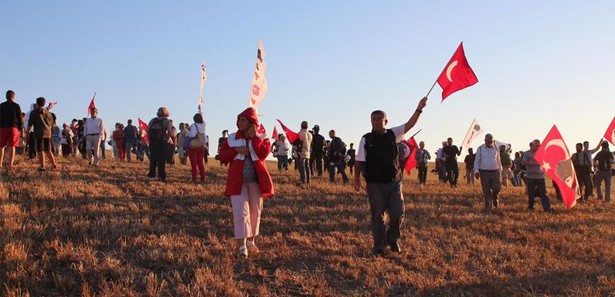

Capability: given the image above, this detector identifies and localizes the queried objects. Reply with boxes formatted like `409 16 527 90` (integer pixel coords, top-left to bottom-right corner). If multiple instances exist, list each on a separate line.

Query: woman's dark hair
193 113 204 124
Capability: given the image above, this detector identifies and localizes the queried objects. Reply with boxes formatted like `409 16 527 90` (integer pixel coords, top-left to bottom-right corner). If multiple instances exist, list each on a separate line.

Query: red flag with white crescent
271 126 278 140
437 42 478 101
138 118 149 142
603 116 615 146
87 92 96 116
276 119 301 144
257 124 266 137
533 125 580 209
404 137 418 174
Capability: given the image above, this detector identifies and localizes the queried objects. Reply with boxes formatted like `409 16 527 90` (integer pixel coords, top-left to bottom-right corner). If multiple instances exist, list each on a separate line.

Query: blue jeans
297 158 310 183
526 178 552 211
277 155 289 171
595 170 612 202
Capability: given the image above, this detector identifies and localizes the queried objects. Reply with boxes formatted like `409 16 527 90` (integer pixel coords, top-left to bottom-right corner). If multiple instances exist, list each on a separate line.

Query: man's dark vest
363 129 401 183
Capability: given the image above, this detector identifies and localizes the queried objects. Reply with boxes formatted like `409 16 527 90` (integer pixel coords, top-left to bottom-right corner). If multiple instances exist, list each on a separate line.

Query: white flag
494 139 512 151
461 119 483 148
198 63 207 114
248 39 268 109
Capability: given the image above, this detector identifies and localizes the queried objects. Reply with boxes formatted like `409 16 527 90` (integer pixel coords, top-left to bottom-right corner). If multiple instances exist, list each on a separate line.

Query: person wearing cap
473 133 502 210
354 97 427 255
593 141 613 202
310 125 325 176
219 107 274 258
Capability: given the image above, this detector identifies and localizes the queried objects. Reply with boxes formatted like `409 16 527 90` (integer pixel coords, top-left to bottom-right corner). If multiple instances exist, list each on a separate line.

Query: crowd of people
1 91 613 258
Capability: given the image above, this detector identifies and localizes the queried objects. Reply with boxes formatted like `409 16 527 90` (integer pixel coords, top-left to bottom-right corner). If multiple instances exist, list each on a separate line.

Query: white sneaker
238 245 248 258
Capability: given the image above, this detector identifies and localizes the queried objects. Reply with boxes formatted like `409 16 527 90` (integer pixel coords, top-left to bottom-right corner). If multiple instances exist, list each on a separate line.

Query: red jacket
219 131 274 198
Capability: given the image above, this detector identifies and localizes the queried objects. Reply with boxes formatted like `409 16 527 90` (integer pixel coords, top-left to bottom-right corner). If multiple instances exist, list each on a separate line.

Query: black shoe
388 242 401 253
373 248 385 256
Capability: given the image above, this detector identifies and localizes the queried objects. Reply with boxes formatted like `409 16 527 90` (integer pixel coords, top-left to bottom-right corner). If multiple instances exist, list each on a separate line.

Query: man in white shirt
297 121 313 184
473 133 502 210
84 107 104 166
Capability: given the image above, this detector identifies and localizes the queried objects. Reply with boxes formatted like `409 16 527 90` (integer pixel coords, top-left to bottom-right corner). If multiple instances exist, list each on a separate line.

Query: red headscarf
237 107 259 126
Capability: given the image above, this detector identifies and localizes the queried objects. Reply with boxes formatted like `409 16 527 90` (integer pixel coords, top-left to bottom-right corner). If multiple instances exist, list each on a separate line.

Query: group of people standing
271 123 356 185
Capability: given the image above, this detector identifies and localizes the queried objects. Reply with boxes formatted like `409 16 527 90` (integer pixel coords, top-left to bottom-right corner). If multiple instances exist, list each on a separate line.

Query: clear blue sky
2 1 614 157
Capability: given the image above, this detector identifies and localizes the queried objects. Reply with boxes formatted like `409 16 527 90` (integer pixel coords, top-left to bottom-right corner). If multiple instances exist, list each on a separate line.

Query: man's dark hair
6 90 15 100
128 119 133 125
301 121 308 129
193 113 204 124
36 97 45 107
370 110 387 119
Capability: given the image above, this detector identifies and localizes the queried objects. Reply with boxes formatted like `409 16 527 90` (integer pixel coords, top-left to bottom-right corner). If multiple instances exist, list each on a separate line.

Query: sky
1 1 614 159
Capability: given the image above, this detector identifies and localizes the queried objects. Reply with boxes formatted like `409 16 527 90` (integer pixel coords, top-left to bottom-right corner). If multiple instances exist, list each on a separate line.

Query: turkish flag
276 119 302 144
437 42 478 101
272 126 278 140
404 137 418 174
87 92 96 116
138 118 149 142
257 124 266 136
603 116 615 145
533 125 580 209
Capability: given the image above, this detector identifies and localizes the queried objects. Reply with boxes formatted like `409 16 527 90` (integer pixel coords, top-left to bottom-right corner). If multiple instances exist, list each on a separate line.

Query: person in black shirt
0 90 23 170
310 125 325 176
442 137 462 187
593 141 613 202
327 130 349 183
346 143 356 174
354 97 427 255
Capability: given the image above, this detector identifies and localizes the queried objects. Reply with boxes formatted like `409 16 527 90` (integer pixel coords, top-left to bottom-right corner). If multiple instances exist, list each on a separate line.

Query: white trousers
86 135 101 165
231 183 263 239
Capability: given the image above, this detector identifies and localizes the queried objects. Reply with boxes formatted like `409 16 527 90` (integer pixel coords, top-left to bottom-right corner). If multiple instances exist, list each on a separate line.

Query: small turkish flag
404 137 418 174
603 116 615 146
272 126 278 140
138 118 149 142
87 92 96 116
437 42 479 101
276 119 302 144
533 125 580 209
257 124 266 136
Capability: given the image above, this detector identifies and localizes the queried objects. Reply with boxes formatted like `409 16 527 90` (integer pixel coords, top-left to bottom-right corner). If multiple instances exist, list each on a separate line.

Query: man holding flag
354 97 427 255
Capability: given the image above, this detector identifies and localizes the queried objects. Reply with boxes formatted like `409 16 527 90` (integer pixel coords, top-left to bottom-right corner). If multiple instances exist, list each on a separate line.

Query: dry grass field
1 153 614 297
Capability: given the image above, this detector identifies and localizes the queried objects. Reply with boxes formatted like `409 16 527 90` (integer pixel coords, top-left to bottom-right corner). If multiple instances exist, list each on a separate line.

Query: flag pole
410 129 422 139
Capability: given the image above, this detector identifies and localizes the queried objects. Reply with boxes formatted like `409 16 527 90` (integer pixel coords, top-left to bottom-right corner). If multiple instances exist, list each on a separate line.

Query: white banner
248 39 268 109
198 63 206 114
461 119 483 148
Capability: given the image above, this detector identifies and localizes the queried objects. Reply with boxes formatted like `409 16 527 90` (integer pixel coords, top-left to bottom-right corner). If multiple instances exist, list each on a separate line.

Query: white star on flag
542 161 551 172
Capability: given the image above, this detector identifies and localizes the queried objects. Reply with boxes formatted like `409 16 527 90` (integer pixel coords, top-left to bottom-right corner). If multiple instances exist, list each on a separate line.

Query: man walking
593 141 613 203
443 137 461 187
571 143 593 201
415 141 431 188
84 107 105 166
124 119 139 162
521 139 553 212
354 97 427 255
473 134 501 210
310 125 325 176
297 121 312 184
328 130 349 183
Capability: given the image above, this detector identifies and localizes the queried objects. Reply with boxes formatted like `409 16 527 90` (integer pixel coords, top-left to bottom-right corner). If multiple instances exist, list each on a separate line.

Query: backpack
148 118 167 143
